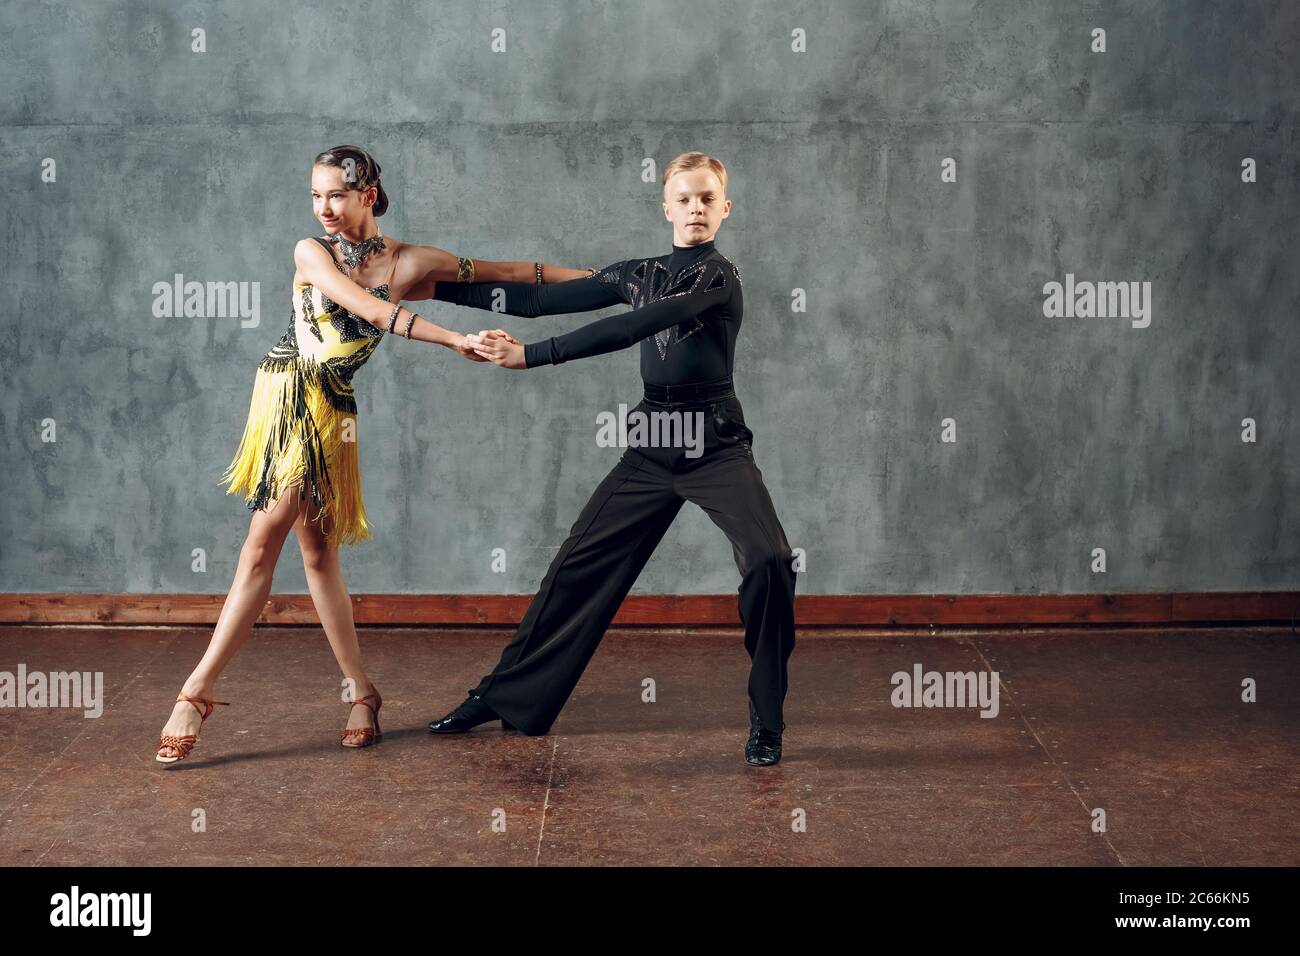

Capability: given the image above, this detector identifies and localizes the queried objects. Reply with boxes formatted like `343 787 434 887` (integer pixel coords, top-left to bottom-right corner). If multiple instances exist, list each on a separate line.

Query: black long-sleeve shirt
432 240 742 386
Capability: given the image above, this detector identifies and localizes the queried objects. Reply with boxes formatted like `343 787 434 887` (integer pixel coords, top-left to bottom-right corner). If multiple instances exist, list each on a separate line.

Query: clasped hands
456 328 527 369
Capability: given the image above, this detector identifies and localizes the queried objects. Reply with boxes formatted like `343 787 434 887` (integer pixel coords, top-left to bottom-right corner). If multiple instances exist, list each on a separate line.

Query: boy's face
662 168 731 246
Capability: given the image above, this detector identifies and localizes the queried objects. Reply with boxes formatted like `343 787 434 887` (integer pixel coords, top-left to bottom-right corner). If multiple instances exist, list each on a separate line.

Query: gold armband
456 256 475 283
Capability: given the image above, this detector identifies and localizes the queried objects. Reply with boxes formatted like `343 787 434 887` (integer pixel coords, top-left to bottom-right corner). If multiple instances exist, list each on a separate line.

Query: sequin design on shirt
593 261 626 289
623 258 730 360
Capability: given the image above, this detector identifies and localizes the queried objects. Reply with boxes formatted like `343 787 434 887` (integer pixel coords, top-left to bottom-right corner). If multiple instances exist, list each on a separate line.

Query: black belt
643 377 735 406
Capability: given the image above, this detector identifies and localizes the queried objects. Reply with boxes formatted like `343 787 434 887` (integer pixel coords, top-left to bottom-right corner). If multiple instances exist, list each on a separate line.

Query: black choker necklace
329 230 385 271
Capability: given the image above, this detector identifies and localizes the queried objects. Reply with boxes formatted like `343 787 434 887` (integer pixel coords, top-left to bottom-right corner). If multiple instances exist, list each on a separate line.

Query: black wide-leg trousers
469 392 797 736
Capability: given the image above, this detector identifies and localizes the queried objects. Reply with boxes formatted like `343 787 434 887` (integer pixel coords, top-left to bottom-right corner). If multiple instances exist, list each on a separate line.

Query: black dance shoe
428 694 514 734
745 698 785 766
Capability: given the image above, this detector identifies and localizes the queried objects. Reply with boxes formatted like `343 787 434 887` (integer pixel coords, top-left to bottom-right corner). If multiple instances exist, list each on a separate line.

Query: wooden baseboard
1 592 1296 627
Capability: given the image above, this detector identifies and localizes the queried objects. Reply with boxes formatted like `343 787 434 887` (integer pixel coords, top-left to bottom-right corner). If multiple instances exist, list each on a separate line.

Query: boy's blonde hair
662 152 728 194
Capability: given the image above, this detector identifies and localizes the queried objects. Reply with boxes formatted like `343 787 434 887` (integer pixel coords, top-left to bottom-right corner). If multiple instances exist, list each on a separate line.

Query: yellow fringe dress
220 256 391 546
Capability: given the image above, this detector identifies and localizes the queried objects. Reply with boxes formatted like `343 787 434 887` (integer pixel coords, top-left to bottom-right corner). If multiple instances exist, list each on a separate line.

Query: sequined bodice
263 282 388 368
254 279 391 416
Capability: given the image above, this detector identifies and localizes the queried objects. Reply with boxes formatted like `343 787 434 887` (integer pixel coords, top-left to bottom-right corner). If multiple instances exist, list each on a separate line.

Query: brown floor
0 624 1295 866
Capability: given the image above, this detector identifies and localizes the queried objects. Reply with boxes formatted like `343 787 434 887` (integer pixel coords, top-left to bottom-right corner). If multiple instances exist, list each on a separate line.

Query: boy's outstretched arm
470 260 734 370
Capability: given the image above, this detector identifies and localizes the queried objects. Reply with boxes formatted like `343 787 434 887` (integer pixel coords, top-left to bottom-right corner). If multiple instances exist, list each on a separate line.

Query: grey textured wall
2 1 1296 596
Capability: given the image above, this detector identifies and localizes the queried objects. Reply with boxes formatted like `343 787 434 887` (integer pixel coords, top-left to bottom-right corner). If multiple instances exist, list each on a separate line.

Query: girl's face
311 163 375 233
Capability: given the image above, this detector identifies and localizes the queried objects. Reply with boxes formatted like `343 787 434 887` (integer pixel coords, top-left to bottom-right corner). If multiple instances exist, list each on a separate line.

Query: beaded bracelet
535 261 543 284
403 312 417 338
386 303 402 334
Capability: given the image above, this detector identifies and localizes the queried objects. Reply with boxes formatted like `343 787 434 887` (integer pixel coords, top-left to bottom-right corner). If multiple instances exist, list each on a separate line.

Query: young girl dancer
155 144 587 763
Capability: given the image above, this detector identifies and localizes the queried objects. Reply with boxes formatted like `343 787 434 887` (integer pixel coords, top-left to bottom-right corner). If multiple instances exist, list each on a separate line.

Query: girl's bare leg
157 485 304 751
294 500 376 735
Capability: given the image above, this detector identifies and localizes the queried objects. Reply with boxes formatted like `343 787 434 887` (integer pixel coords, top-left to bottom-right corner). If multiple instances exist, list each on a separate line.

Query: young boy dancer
427 152 796 765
